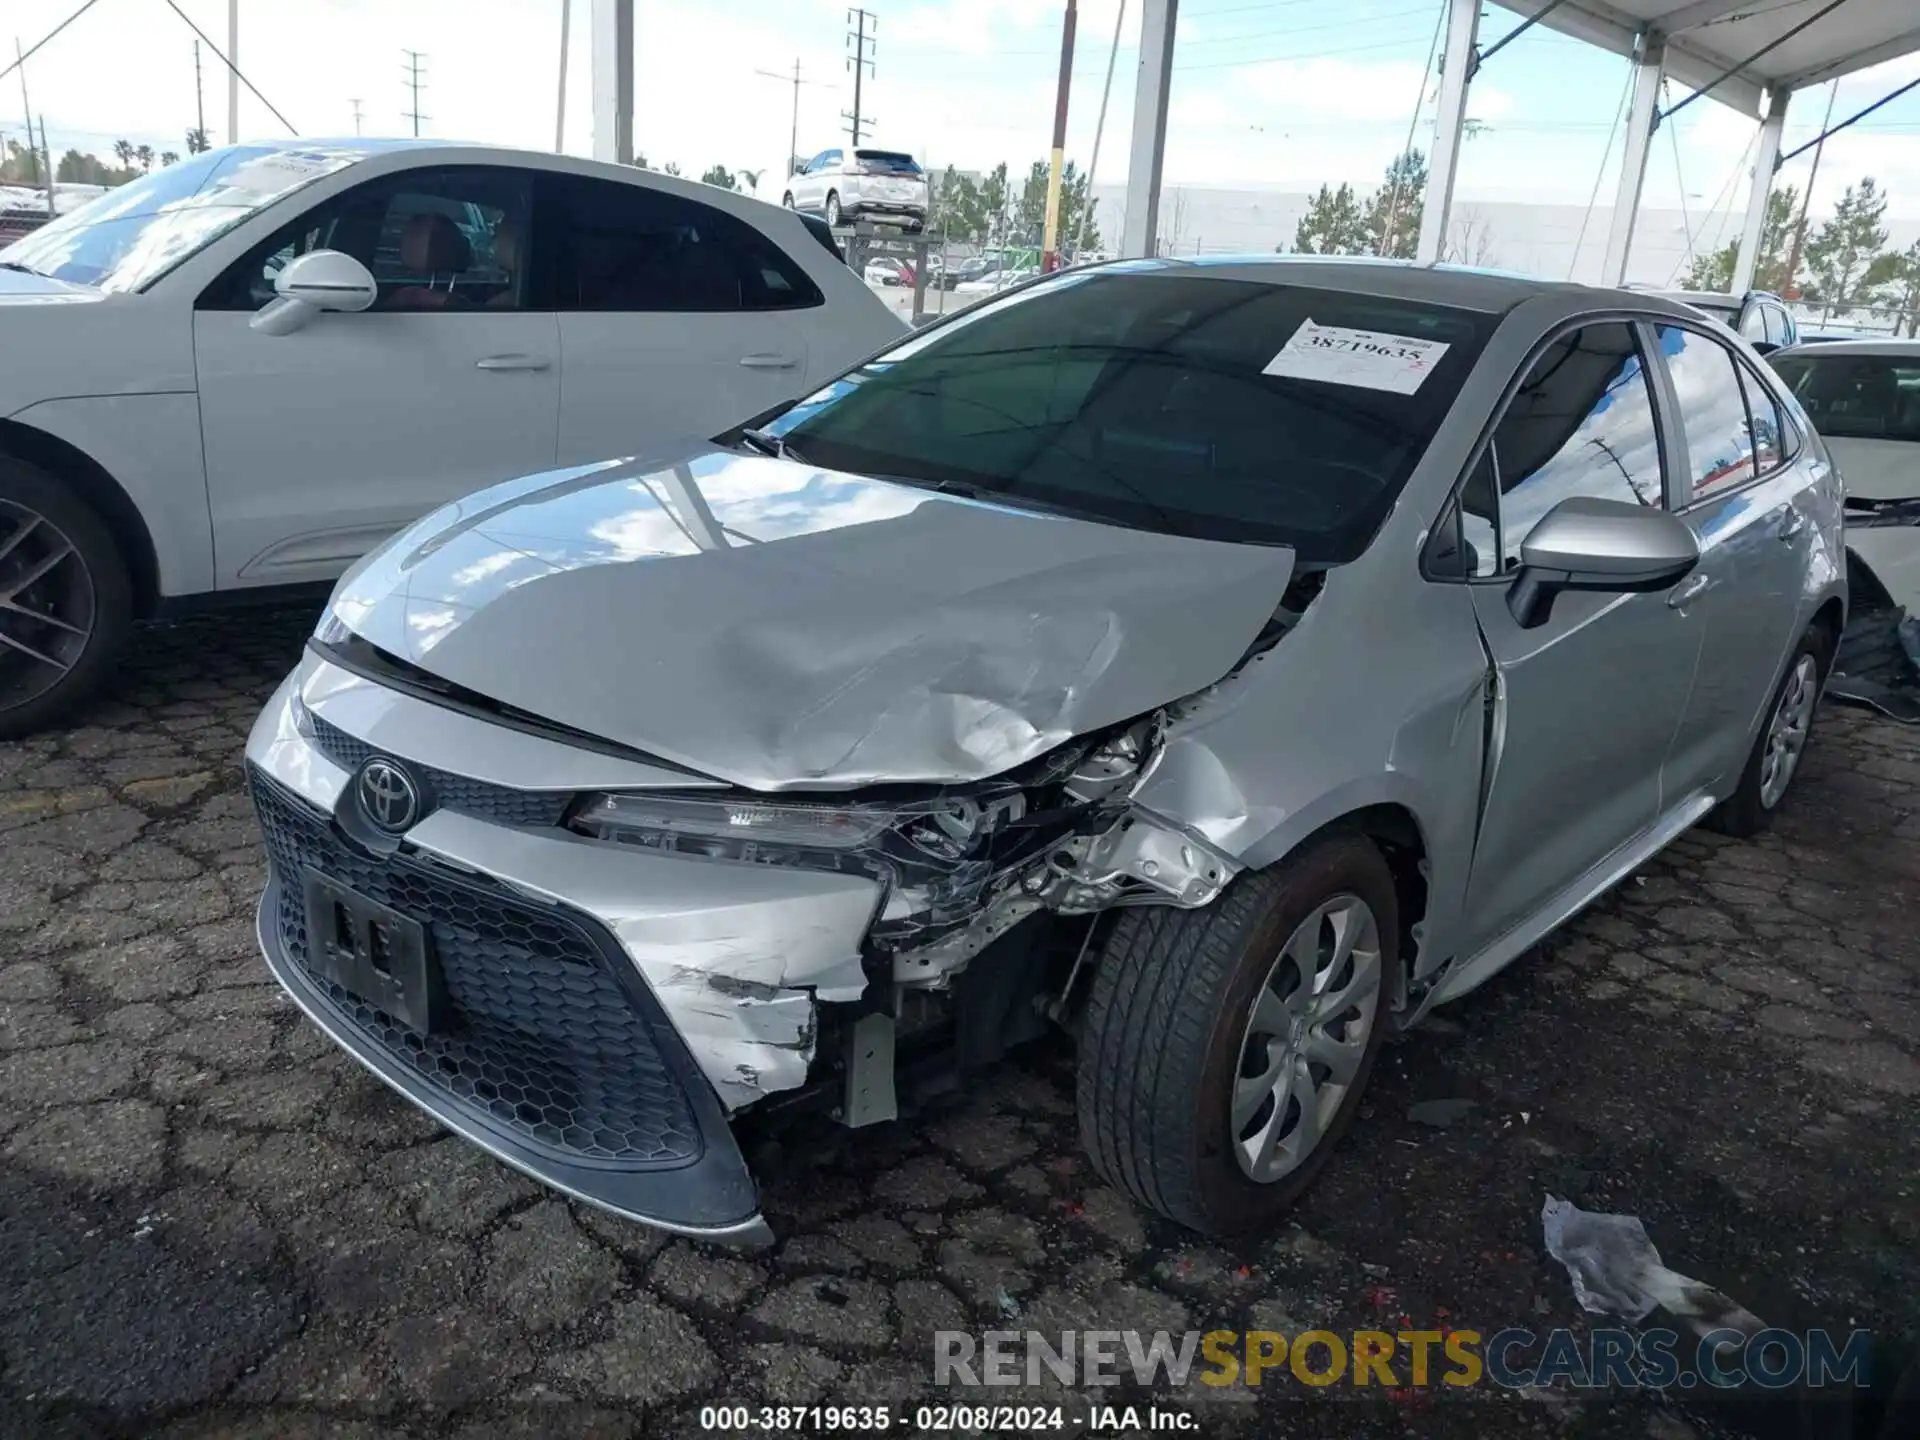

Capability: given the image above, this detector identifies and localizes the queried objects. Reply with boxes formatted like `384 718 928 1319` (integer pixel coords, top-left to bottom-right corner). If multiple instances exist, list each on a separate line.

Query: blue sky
6 0 1919 223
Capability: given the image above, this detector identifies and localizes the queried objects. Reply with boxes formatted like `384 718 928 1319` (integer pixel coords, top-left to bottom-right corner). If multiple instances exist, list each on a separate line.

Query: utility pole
844 9 875 146
350 98 364 135
402 49 428 137
756 58 815 179
555 0 570 152
1040 0 1077 272
38 113 54 210
226 0 240 144
1782 79 1837 297
13 38 39 186
193 41 206 145
1072 0 1125 265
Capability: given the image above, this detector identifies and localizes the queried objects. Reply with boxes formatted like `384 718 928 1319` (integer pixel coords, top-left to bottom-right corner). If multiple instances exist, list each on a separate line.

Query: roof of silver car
1092 254 1663 317
1775 336 1920 358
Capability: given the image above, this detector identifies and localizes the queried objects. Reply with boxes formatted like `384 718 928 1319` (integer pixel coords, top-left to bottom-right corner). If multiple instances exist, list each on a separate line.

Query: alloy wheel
1759 653 1818 809
1230 894 1383 1184
0 499 97 714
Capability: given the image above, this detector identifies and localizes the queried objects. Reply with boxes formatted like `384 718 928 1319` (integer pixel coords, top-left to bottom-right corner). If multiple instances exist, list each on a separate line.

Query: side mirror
1507 496 1700 630
251 250 378 336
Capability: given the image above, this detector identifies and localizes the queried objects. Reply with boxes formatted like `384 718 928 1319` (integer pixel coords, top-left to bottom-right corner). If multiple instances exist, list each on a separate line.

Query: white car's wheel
0 460 133 739
824 191 842 228
781 192 795 208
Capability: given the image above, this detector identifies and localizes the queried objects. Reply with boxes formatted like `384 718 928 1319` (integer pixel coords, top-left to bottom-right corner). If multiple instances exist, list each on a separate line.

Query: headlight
576 793 898 852
571 790 1007 866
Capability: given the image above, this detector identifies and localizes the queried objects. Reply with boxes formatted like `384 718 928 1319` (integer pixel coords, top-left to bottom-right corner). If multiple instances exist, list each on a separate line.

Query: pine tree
1803 177 1890 313
1288 183 1370 255
1367 150 1428 260
1681 185 1801 293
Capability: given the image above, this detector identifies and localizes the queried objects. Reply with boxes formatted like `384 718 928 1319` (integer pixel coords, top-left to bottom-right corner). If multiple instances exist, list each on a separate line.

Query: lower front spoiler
254 879 773 1248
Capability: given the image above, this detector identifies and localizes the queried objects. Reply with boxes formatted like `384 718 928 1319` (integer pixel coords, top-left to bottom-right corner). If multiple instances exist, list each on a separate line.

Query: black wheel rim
0 499 96 712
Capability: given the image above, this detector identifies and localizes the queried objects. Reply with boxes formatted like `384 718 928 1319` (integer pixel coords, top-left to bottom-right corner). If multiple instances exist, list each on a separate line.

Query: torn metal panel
327 446 1298 791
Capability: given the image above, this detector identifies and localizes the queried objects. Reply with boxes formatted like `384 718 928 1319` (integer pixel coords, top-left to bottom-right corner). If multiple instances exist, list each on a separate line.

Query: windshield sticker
221 154 341 195
1262 319 1451 394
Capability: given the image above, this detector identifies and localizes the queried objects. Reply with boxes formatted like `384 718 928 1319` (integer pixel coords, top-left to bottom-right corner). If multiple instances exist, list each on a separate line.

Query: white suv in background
782 148 929 231
0 140 902 736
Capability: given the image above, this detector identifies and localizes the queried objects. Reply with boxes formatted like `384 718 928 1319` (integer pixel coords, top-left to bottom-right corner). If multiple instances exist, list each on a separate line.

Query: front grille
306 711 572 828
251 770 701 1166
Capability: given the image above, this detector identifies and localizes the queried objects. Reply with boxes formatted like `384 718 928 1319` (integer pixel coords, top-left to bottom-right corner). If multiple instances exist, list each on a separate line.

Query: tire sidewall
0 462 133 739
1188 837 1398 1231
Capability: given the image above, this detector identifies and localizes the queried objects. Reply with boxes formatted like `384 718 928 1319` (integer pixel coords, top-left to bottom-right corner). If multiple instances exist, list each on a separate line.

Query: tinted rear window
854 150 923 175
769 271 1496 562
1769 353 1920 442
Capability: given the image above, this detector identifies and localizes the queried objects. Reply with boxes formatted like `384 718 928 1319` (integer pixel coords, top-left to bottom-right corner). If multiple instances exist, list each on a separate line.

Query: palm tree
738 167 764 195
159 151 180 167
185 127 210 155
134 144 155 172
113 138 135 169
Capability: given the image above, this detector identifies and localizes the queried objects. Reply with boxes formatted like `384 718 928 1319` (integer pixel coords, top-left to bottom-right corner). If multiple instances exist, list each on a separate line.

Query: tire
1077 832 1397 1236
0 459 134 740
1705 621 1832 838
824 191 842 227
781 192 795 209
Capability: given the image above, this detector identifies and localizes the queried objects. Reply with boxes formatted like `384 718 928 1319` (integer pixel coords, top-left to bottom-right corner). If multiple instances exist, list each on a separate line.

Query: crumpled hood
327 447 1296 790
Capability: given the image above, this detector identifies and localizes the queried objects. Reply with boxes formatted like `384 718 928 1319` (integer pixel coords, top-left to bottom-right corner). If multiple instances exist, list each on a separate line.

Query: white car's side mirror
251 250 378 336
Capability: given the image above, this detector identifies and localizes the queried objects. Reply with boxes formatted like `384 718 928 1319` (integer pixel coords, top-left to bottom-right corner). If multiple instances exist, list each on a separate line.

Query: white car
0 139 903 736
1769 339 1920 614
955 266 1037 296
782 147 928 231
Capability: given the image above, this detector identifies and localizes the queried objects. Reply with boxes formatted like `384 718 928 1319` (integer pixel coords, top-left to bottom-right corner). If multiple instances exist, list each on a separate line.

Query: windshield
765 270 1497 561
854 150 922 176
0 146 363 292
1770 352 1920 443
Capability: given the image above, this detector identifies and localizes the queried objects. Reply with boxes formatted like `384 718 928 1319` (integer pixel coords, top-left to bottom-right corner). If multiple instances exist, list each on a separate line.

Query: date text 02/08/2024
697 1405 1196 1432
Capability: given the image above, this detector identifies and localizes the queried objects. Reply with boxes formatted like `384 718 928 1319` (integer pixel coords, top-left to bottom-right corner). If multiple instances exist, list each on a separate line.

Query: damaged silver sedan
245 259 1846 1242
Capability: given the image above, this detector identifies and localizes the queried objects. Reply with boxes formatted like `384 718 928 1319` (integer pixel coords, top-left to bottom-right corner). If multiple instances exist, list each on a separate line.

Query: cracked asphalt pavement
2 608 1917 1440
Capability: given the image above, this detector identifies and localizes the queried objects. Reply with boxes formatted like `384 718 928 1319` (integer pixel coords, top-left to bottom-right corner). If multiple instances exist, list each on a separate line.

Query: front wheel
781 191 795 208
0 459 134 739
1077 833 1396 1235
824 191 842 227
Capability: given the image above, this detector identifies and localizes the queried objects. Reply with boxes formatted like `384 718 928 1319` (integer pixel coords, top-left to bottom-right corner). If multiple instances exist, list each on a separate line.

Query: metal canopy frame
1092 0 1920 292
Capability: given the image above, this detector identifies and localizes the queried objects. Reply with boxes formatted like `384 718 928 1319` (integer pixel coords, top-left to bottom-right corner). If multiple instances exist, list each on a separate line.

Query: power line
159 0 297 135
402 49 428 137
1174 29 1442 73
0 0 104 89
1379 0 1447 256
844 9 875 146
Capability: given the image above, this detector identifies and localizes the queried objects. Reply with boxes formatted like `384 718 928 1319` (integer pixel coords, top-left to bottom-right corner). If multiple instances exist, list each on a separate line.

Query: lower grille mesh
251 770 700 1166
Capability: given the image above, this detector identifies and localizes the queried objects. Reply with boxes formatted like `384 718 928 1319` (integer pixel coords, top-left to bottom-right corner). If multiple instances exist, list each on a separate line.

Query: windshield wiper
0 261 42 276
738 427 798 460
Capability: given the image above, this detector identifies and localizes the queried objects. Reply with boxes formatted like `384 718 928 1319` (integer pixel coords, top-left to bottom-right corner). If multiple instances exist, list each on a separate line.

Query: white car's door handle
1668 572 1714 609
739 354 799 370
476 354 552 371
1777 508 1809 541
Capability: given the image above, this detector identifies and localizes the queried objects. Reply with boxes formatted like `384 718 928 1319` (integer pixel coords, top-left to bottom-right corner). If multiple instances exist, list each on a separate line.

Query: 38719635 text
698 1404 1198 1432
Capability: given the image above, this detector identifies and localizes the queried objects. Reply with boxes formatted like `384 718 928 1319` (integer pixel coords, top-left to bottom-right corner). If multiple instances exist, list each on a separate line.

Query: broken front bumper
244 655 887 1243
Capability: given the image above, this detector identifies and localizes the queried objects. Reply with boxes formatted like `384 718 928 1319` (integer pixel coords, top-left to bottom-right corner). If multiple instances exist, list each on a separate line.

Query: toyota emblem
356 757 421 833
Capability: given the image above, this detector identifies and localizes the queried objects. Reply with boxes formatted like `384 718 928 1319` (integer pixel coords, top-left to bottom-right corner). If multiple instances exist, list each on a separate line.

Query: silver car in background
246 259 1845 1244
782 146 929 232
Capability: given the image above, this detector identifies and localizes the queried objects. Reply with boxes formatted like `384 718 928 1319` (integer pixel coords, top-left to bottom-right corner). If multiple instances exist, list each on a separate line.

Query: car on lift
0 140 904 737
782 147 929 232
246 258 1843 1245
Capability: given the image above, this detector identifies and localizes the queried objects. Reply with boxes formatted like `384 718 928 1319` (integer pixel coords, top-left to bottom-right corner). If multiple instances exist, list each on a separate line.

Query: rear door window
1768 353 1920 442
545 175 822 312
1657 324 1758 502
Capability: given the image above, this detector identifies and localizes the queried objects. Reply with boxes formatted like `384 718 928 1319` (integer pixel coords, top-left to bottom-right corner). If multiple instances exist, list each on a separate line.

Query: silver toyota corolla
246 259 1846 1245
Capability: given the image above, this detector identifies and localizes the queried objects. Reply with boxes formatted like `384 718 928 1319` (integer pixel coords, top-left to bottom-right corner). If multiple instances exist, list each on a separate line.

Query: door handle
739 354 799 370
475 354 552 371
1776 508 1809 542
1668 571 1714 609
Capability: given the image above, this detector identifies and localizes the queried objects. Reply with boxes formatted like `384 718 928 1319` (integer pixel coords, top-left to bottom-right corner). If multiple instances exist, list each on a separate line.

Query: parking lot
1 605 1916 1439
